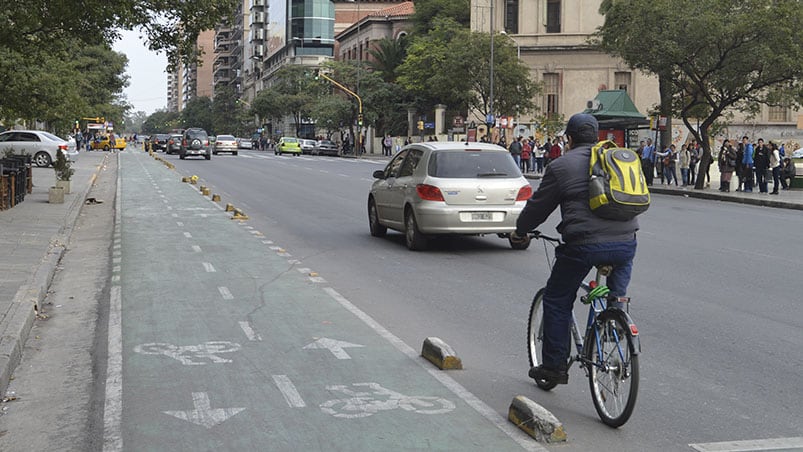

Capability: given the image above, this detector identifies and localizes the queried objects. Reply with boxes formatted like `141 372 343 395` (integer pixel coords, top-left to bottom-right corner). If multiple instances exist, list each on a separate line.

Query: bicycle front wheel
585 309 639 427
526 288 558 390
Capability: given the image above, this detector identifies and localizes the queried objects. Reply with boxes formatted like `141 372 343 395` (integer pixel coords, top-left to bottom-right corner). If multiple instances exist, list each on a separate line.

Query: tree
251 65 320 137
398 18 539 124
181 97 215 133
212 85 250 136
367 37 409 83
596 0 803 189
142 110 181 134
410 0 471 35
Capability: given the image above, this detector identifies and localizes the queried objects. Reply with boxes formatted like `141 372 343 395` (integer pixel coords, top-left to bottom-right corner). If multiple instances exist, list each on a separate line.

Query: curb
648 186 803 210
420 337 463 370
0 154 109 396
508 395 567 443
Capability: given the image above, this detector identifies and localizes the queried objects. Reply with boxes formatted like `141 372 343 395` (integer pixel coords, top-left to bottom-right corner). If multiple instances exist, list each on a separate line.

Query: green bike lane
107 150 541 451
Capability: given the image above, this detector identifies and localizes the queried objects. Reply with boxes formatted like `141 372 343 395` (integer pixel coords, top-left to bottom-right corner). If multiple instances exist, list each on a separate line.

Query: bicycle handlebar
528 230 561 244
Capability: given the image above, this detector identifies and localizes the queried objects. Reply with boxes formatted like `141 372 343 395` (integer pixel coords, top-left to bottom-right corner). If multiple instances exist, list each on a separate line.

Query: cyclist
510 113 639 385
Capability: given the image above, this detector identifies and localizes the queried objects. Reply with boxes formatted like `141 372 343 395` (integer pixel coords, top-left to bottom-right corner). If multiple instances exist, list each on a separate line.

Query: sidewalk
0 151 110 395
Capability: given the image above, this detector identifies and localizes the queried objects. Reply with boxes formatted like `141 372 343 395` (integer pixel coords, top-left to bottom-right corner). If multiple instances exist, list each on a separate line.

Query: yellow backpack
589 140 650 220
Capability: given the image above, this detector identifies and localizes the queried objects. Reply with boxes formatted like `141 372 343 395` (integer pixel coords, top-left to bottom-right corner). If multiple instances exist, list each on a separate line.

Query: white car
0 130 78 167
300 139 316 154
792 148 803 159
368 141 533 250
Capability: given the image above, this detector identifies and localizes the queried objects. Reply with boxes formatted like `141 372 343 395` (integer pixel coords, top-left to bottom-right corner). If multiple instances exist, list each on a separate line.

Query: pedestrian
769 142 784 194
641 138 655 186
753 138 770 193
718 139 737 192
75 130 83 152
655 144 677 185
781 157 795 189
548 137 562 165
383 134 392 156
679 144 690 186
688 141 699 185
509 113 638 385
740 136 754 192
533 138 545 174
520 138 532 173
508 136 523 167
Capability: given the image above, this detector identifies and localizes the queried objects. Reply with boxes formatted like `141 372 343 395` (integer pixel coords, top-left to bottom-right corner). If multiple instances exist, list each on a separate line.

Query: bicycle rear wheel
526 289 557 390
585 309 639 427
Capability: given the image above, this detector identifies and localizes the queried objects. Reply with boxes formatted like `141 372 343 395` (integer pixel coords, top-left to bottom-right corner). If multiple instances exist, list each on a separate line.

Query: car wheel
404 209 427 251
213 151 218 155
33 151 52 167
233 151 238 156
104 145 110 152
205 152 211 160
368 198 387 237
180 153 186 160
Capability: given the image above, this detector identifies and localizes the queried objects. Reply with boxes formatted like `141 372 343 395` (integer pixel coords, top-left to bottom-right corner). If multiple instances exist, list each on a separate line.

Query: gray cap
565 113 599 144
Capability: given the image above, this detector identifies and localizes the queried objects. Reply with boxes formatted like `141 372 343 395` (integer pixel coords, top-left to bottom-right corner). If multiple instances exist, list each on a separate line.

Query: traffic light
417 120 424 131
358 114 363 127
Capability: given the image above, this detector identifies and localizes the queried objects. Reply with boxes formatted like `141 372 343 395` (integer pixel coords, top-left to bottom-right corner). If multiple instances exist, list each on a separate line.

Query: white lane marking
192 245 202 253
134 341 241 365
338 173 349 178
103 287 123 451
176 221 184 226
238 321 263 341
112 257 121 264
243 225 254 230
287 259 301 265
166 206 173 210
297 268 311 274
269 246 282 250
218 286 233 300
277 252 292 257
183 232 192 238
163 392 245 429
112 265 120 273
303 338 364 360
171 213 178 218
113 243 121 250
202 262 216 273
309 276 327 283
690 437 803 452
272 375 306 408
113 250 121 257
322 287 543 452
111 275 120 282
262 240 273 245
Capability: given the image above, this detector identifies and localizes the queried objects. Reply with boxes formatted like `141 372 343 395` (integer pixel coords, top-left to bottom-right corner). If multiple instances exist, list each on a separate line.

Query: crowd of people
501 135 567 175
636 137 797 193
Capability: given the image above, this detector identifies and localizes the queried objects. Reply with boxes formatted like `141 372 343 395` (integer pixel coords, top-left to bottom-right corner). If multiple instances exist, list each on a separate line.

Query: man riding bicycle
511 113 639 385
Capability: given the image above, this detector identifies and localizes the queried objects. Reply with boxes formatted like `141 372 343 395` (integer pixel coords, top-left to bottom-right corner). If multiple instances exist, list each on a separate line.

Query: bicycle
525 231 640 427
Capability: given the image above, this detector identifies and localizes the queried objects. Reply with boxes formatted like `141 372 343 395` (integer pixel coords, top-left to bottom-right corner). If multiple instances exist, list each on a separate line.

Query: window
768 105 789 122
385 150 408 178
543 73 559 117
504 0 518 34
546 0 561 33
399 149 423 177
428 151 520 178
615 71 631 95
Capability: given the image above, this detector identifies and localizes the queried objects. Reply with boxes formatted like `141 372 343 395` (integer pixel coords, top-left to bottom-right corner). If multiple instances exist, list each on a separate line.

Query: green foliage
211 85 251 136
411 0 471 35
251 65 322 137
53 150 74 181
367 37 409 83
398 18 539 120
181 97 215 133
596 0 803 152
142 110 181 134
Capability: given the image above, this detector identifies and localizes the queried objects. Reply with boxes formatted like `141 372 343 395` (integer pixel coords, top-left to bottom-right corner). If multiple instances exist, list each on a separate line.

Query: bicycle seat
596 264 614 276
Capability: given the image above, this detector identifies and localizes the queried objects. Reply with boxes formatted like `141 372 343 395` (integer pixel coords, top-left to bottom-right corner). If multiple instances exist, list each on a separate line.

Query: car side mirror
373 170 386 179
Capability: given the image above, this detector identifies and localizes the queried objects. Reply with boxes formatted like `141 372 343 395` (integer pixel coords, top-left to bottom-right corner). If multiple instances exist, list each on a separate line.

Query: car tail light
416 184 445 201
516 185 533 201
58 144 68 151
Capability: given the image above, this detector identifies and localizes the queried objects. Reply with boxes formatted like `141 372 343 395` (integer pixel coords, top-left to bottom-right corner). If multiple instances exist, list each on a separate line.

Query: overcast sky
113 30 168 115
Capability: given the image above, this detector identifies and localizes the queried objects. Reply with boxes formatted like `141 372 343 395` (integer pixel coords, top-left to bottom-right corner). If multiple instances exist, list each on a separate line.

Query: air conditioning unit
586 99 602 111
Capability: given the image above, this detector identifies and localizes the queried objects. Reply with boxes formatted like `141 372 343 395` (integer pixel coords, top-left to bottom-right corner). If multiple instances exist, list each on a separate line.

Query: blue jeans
540 239 637 370
511 154 521 166
681 168 689 185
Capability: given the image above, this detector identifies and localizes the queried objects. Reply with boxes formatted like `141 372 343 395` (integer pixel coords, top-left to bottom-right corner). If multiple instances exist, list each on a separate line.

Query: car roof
408 141 508 152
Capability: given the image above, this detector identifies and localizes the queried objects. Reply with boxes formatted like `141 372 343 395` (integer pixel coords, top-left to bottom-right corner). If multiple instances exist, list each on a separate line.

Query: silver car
0 130 78 167
213 134 238 155
300 139 316 154
368 141 533 250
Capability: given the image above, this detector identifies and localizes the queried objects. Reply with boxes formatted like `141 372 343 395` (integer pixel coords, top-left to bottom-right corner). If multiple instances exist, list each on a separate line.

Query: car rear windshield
186 130 208 140
428 150 521 178
218 135 235 141
283 138 298 143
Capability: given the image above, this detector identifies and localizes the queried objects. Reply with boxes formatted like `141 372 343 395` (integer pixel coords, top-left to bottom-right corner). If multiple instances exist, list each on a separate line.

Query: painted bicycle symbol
133 341 241 365
320 382 455 419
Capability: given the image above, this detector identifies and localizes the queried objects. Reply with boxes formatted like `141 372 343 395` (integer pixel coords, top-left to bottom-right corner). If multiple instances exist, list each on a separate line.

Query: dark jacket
515 142 639 245
753 145 770 170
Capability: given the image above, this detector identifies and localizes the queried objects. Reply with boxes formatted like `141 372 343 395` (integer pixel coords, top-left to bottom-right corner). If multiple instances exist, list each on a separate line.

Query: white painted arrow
303 337 365 360
163 392 245 429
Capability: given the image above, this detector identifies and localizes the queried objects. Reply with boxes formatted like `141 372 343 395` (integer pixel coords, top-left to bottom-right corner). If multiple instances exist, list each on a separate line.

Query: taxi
91 135 127 151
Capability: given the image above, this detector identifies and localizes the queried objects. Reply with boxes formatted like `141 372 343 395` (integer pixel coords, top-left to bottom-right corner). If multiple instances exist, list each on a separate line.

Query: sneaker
529 365 569 384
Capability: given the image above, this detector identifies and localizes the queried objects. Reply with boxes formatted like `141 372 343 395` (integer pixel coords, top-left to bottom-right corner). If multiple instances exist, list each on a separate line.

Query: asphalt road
164 149 803 451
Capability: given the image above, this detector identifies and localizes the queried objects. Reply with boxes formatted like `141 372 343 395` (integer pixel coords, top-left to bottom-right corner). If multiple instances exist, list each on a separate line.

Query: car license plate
471 212 493 221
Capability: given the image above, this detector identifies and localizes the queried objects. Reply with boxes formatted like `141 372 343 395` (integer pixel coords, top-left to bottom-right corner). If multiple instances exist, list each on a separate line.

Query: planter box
48 186 64 204
55 179 71 194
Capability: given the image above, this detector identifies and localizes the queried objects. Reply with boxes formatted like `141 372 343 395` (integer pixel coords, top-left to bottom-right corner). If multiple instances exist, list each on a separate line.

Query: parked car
151 134 170 151
275 137 302 156
237 138 253 149
300 139 316 154
367 141 532 251
0 130 79 167
314 139 339 156
166 134 182 154
179 128 212 160
90 135 126 151
213 134 239 155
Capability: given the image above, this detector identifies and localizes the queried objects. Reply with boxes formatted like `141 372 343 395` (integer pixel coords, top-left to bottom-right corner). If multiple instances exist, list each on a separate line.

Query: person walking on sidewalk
740 136 755 192
769 142 785 194
718 139 737 192
754 138 770 193
679 144 691 186
508 136 523 167
656 144 678 185
641 138 655 186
